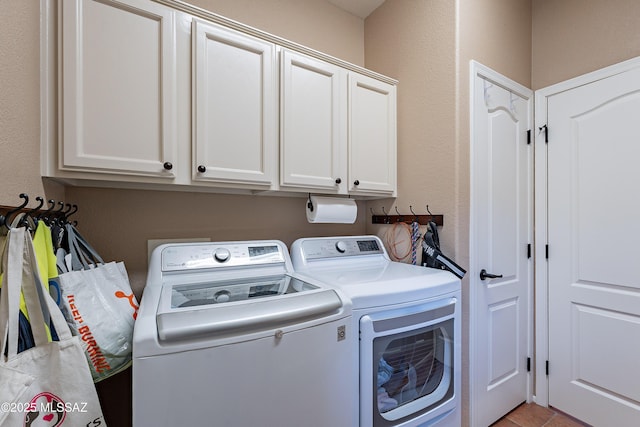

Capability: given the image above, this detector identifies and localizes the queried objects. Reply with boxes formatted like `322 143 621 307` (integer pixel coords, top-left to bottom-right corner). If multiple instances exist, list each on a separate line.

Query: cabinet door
192 19 277 187
280 50 347 192
348 73 397 195
60 0 177 178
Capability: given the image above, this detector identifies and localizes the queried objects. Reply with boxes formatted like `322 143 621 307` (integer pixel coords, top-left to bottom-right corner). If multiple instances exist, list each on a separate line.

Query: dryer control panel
298 237 384 260
161 242 285 272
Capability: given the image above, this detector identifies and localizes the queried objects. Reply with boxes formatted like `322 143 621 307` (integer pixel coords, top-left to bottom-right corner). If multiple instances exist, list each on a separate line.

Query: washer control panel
300 237 384 260
161 242 285 272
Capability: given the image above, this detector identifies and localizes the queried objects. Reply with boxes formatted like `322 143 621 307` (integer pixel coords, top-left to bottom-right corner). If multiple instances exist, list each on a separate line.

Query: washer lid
156 274 343 341
168 275 314 308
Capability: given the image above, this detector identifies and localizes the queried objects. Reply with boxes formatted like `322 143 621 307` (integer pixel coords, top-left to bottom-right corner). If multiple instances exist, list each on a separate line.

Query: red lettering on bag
93 358 111 373
66 294 83 323
65 296 113 374
76 323 112 372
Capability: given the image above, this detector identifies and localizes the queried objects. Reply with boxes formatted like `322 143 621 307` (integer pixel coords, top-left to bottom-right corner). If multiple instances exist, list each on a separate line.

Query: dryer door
360 297 457 427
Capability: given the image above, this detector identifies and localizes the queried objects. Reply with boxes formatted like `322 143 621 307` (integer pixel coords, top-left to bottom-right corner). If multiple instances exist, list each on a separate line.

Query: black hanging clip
307 194 314 212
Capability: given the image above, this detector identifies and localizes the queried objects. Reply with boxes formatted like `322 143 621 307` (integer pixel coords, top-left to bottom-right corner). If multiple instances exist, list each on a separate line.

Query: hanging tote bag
0 215 59 354
57 224 138 383
0 227 106 427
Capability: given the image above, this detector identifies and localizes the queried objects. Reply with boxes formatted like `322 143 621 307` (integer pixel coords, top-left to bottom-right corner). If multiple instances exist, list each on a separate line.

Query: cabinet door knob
197 165 206 173
163 162 173 171
335 178 342 184
353 180 360 186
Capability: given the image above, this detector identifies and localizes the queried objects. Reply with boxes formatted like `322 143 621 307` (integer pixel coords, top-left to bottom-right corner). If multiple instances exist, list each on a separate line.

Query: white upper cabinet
192 19 277 187
46 0 397 197
59 0 177 178
280 50 347 192
348 73 397 196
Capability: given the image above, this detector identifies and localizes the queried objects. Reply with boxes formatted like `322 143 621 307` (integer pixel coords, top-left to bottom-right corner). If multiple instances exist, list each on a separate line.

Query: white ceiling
328 0 385 19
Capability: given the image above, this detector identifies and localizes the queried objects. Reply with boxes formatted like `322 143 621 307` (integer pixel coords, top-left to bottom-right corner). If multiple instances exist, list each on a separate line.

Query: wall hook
426 204 433 217
409 205 418 221
46 199 56 212
66 204 79 220
4 193 30 228
381 206 390 223
394 206 404 222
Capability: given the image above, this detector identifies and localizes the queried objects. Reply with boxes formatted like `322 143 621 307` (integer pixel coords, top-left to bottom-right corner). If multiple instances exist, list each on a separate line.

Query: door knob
479 269 503 281
163 162 173 170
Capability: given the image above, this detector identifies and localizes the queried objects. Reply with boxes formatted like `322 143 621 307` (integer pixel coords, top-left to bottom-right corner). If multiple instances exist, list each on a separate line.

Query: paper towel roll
306 196 357 224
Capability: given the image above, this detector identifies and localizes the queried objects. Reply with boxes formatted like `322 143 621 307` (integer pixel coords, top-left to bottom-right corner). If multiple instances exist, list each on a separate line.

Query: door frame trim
533 54 640 408
469 61 534 427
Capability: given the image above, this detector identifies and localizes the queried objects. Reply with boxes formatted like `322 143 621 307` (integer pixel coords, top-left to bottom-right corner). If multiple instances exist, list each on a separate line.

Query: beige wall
364 0 457 255
365 1 532 426
0 0 65 205
532 0 640 89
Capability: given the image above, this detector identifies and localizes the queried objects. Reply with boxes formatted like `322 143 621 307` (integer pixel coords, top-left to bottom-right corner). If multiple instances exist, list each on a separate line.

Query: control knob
214 248 231 262
335 241 347 253
214 290 231 303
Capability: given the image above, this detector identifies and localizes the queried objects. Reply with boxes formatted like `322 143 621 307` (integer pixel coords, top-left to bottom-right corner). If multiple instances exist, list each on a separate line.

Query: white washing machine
291 235 461 427
133 240 354 427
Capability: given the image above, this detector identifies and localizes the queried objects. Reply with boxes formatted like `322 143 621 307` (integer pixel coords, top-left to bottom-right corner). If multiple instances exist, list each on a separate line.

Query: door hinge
527 243 531 259
539 124 548 143
527 129 531 145
545 244 549 259
546 360 550 376
527 357 531 372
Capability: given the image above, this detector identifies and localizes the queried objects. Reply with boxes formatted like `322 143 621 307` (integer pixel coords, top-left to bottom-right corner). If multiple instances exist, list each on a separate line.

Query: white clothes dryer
133 240 354 427
291 235 461 427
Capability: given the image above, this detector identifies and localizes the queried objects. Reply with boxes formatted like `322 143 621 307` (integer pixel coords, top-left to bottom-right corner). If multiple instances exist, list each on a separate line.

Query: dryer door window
374 322 454 426
360 299 457 427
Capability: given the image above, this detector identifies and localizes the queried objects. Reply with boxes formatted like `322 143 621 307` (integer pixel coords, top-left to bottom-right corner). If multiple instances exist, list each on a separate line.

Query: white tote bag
0 227 106 427
58 263 136 382
57 224 138 382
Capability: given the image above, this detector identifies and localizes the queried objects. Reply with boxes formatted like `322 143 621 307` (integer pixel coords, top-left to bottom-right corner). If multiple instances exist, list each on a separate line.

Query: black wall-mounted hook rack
371 205 443 226
0 194 77 229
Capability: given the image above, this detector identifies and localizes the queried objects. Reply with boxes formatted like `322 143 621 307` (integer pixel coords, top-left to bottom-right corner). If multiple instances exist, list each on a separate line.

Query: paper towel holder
307 193 354 213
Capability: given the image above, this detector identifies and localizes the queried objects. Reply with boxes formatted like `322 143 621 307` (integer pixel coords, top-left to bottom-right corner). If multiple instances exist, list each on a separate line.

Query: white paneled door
540 58 640 427
470 62 533 427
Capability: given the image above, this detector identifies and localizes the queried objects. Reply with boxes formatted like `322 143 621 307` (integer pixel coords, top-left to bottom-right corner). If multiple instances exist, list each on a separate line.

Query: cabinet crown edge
152 0 398 86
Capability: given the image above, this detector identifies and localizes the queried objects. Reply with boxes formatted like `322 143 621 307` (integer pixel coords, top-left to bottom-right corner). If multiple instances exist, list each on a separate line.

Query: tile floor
490 403 591 427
